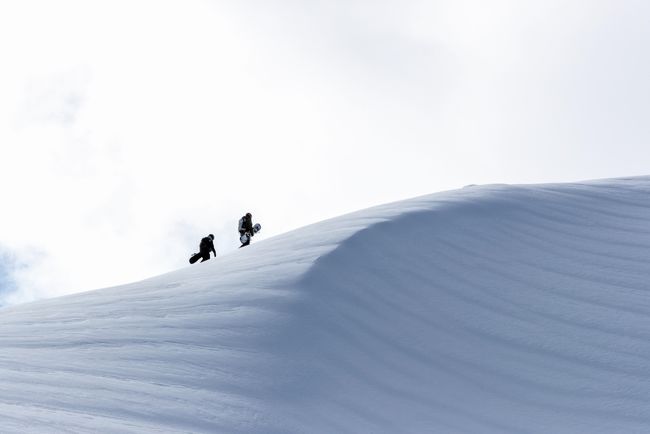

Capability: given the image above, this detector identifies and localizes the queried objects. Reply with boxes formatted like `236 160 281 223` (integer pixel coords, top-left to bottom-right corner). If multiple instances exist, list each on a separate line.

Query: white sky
1 0 650 304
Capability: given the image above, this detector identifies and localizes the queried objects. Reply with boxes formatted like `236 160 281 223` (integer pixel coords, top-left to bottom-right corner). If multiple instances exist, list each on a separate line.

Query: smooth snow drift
2 177 650 433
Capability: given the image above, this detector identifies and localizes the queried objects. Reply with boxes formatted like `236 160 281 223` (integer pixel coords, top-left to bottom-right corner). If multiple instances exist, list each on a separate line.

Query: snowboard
240 223 262 245
189 252 204 264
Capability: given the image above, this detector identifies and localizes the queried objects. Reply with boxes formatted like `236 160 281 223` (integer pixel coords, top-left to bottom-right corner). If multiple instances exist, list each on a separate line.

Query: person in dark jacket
199 234 217 262
238 213 254 247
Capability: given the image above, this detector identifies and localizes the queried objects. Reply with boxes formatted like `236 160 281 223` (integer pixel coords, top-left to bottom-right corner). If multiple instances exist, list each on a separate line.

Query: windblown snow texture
0 250 17 304
2 177 650 433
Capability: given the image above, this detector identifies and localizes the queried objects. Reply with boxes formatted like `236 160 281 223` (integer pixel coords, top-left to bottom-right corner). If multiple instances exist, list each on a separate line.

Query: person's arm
211 241 217 256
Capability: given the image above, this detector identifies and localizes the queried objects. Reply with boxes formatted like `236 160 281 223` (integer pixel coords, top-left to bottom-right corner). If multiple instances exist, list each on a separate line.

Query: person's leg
239 231 250 248
200 251 210 262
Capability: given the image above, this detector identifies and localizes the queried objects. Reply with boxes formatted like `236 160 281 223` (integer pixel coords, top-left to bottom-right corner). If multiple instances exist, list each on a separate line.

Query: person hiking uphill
200 234 217 261
238 213 254 247
189 234 217 264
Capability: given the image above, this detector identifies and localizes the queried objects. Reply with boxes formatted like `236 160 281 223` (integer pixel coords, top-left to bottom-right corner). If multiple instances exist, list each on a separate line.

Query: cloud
15 69 88 126
1 0 650 304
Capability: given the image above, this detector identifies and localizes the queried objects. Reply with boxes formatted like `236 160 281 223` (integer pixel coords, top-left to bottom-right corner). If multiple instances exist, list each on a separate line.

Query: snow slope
2 177 650 433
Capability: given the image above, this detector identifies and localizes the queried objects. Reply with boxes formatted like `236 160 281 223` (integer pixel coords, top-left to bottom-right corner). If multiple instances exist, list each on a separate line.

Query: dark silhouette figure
189 234 216 264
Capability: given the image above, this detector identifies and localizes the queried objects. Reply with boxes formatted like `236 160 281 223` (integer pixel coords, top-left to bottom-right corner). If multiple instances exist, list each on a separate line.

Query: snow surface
3 177 650 433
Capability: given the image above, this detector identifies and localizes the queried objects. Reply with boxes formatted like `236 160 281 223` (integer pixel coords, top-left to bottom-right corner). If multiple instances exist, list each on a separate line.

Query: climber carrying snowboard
239 212 261 247
189 234 216 264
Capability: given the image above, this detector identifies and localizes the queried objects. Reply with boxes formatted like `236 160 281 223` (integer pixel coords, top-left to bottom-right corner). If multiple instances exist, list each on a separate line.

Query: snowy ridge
2 178 650 433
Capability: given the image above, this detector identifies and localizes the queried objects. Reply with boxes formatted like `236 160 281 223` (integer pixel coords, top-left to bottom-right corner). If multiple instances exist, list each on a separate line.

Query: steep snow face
2 178 650 433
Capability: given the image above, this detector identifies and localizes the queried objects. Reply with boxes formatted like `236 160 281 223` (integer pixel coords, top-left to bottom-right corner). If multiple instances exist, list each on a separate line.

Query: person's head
246 212 252 218
209 234 214 240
